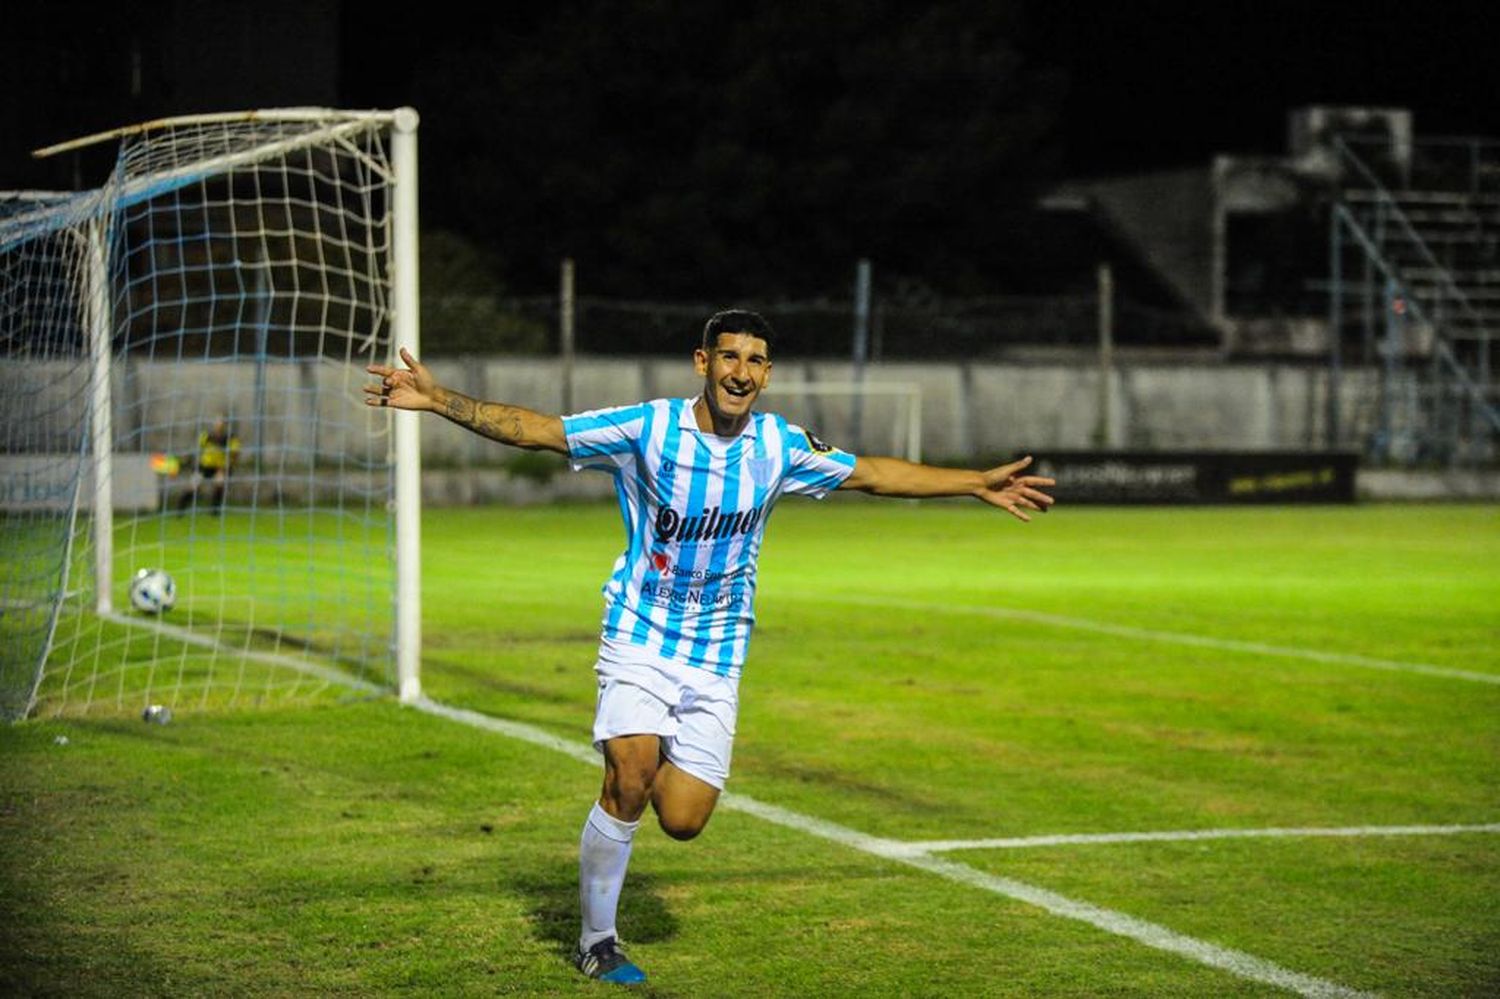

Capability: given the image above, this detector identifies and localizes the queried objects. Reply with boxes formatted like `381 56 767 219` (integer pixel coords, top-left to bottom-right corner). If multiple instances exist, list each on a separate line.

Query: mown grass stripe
902 851 1374 999
817 594 1500 686
408 696 1374 999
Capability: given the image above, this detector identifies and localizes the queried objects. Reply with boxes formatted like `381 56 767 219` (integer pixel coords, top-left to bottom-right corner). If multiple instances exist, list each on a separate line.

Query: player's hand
365 347 438 411
976 455 1055 522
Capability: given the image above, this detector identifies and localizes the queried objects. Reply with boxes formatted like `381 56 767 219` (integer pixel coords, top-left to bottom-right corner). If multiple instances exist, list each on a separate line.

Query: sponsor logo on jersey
640 581 742 610
645 560 739 583
654 503 764 544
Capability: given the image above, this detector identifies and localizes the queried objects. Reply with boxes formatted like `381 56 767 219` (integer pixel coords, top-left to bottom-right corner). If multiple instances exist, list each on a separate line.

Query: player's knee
602 786 649 822
602 767 655 820
656 810 708 841
654 798 711 834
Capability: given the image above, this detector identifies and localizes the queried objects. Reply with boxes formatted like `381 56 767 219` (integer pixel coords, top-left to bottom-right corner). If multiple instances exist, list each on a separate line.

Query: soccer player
365 310 1054 984
176 416 241 514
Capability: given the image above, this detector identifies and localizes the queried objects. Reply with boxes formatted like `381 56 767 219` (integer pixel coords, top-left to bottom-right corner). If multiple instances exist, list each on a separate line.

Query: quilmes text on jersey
654 503 765 545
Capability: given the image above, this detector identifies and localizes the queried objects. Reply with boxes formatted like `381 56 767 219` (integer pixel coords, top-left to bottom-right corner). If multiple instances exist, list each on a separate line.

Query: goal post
86 217 113 617
0 108 422 721
391 108 422 704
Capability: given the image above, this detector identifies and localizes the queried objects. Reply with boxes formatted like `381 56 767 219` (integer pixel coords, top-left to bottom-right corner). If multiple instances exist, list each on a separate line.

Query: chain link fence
425 291 1217 358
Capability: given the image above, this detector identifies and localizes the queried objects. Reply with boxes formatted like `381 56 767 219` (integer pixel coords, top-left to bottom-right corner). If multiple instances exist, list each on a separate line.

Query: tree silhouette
408 0 1065 298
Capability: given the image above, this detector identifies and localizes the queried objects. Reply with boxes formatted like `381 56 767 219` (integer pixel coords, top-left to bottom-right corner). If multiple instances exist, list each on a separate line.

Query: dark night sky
338 2 1497 177
4 0 1495 301
7 2 1494 183
1031 1 1496 175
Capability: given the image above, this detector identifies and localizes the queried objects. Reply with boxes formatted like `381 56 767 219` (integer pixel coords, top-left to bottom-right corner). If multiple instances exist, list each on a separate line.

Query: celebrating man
365 309 1054 984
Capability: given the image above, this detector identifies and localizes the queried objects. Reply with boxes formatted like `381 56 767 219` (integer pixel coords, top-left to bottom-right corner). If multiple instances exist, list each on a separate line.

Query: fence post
1096 261 1115 448
1328 210 1342 450
851 258 871 450
560 258 576 414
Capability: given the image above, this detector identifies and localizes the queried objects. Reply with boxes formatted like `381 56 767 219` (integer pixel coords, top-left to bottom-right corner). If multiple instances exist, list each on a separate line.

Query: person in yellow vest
177 417 241 513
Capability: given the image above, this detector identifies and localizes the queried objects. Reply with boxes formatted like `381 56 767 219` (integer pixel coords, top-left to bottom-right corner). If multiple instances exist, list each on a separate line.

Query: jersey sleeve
562 402 650 472
781 423 857 498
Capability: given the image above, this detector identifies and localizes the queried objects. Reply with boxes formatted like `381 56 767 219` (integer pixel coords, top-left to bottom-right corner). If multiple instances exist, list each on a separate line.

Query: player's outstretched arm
840 455 1055 522
364 347 567 454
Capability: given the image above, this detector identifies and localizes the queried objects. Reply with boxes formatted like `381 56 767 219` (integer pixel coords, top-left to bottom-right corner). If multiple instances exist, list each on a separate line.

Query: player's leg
577 734 658 983
578 656 677 981
651 675 735 840
582 735 659 939
176 472 199 512
650 760 720 840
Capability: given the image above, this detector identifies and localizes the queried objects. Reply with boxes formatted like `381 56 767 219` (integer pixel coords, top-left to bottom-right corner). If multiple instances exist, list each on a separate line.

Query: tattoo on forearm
475 402 525 443
439 392 522 443
444 394 476 424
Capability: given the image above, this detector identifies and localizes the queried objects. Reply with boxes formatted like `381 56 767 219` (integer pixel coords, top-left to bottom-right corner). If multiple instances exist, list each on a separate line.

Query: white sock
578 801 639 950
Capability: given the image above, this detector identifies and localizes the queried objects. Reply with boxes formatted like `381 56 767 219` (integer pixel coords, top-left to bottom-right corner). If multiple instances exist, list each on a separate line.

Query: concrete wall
420 356 1365 460
17 355 1497 503
17 355 1375 466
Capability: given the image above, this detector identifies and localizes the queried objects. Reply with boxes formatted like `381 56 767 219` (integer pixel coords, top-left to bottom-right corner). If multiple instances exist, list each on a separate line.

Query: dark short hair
701 309 775 353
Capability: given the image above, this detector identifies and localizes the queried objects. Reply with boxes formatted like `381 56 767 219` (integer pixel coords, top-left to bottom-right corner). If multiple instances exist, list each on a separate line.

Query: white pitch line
815 593 1500 686
412 697 601 766
906 852 1370 999
407 696 1373 999
897 823 1500 855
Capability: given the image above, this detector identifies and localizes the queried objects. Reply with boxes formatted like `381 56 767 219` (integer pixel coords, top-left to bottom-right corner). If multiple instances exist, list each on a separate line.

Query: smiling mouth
722 383 753 399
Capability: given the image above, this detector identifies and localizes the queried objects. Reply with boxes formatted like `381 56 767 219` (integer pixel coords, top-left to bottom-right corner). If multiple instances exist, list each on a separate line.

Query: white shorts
591 639 740 790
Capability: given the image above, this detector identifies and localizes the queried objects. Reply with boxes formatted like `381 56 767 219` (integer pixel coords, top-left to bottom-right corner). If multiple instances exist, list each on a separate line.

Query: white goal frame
13 107 424 713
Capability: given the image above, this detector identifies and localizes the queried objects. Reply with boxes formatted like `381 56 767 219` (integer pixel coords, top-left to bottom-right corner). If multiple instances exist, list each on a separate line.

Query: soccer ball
129 569 177 614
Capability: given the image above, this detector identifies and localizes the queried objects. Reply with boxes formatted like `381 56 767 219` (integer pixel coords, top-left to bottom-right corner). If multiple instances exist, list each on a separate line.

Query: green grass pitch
3 502 1498 996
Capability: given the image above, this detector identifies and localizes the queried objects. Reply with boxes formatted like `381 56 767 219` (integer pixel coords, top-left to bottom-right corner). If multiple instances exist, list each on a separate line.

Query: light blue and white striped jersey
564 397 856 678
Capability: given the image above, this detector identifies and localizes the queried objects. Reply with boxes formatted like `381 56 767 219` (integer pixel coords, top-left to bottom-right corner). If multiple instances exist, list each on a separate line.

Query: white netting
0 194 98 718
1 112 405 719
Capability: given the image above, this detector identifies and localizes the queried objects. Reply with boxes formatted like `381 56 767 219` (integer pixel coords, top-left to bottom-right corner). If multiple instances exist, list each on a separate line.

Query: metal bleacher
1329 136 1500 465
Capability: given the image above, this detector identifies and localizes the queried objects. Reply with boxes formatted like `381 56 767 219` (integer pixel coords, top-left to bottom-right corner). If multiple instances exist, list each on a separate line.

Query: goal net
0 110 421 721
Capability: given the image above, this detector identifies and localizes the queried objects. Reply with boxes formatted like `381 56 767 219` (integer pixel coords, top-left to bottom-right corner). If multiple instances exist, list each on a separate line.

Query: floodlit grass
10 507 393 717
3 502 1498 996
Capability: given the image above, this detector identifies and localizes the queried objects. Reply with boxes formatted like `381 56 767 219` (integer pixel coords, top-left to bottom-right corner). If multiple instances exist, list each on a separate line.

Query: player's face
695 332 771 422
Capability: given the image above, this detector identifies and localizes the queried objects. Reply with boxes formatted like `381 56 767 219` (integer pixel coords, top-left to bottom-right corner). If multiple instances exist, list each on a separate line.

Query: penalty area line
815 593 1500 687
408 695 1372 999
